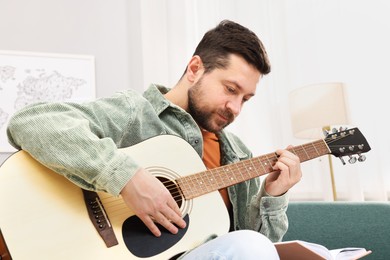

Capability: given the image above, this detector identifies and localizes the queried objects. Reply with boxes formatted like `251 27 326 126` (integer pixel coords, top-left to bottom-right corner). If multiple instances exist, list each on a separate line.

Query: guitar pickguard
122 215 190 258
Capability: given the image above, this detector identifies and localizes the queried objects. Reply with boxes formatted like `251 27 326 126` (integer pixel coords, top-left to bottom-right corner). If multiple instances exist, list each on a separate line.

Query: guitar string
98 149 301 218
170 133 355 200
167 140 327 198
100 141 320 210
98 134 354 218
98 189 184 216
164 138 339 196
325 131 353 145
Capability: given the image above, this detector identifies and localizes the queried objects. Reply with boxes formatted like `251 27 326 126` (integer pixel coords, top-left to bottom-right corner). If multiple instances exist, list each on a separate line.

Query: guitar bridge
82 189 118 247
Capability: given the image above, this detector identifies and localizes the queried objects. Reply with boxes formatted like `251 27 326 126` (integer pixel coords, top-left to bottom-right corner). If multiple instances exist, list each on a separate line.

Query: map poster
0 50 95 152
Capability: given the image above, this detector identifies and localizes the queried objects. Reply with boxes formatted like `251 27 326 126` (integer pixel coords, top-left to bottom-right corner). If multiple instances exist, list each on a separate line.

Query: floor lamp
288 82 350 201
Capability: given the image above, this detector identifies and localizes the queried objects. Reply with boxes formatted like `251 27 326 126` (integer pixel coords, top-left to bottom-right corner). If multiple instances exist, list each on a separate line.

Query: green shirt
7 84 289 242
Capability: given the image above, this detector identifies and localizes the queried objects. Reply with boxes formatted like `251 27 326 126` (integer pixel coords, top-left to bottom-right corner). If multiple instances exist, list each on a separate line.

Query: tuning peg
332 128 338 133
323 129 329 137
358 154 366 162
339 126 347 131
348 155 357 164
339 157 346 165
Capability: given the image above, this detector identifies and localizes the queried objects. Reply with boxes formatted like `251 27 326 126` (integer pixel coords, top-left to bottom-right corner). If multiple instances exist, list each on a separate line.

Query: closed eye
223 80 255 103
226 85 236 94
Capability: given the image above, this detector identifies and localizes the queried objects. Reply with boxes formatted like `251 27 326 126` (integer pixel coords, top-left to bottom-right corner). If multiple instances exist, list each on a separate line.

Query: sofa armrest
284 202 390 260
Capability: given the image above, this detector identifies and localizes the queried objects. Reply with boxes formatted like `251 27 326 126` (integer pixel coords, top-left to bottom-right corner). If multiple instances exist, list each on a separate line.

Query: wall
0 0 144 164
281 0 390 200
2 0 388 201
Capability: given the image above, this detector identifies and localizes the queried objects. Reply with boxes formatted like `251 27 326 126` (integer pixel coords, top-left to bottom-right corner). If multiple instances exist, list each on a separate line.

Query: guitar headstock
325 127 371 164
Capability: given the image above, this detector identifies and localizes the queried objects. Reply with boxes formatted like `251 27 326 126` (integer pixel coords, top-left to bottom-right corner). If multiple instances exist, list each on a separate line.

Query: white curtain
132 0 390 201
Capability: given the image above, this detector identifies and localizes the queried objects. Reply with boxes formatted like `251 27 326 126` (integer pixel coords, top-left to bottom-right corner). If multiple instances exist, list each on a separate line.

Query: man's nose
226 98 242 117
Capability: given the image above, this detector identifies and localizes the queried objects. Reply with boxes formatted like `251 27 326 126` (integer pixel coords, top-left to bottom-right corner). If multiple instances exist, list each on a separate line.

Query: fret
196 172 211 195
253 156 268 174
247 159 258 175
186 174 201 197
212 168 224 188
296 146 309 161
200 169 215 190
290 147 298 156
176 177 187 198
179 175 193 198
178 138 332 200
265 153 277 172
207 168 217 189
243 160 256 179
311 142 320 156
290 142 322 162
289 140 329 163
220 167 232 187
228 164 239 184
188 174 198 196
259 155 270 172
319 139 331 154
233 161 246 183
301 144 310 160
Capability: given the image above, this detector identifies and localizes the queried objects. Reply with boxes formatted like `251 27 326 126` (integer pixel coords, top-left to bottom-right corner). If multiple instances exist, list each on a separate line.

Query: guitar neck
177 139 330 199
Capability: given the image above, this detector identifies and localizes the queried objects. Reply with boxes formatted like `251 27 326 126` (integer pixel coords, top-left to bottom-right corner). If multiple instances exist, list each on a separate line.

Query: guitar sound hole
157 177 183 208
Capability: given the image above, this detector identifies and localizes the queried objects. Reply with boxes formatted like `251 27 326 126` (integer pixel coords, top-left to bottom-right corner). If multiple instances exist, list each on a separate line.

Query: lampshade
289 82 350 139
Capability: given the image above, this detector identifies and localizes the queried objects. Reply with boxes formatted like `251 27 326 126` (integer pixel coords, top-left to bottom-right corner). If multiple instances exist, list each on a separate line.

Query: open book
275 240 372 260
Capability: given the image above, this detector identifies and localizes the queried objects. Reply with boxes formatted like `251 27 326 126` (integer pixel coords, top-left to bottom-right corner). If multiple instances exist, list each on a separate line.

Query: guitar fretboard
176 139 330 199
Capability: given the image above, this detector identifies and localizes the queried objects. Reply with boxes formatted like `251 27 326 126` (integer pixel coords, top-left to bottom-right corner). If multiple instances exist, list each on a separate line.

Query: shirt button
194 139 199 144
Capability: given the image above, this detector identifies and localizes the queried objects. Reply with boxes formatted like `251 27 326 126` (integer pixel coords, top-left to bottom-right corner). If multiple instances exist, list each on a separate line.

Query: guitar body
0 135 230 259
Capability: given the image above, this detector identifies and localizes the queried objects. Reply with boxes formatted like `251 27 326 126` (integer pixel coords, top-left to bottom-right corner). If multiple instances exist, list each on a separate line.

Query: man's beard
188 78 234 133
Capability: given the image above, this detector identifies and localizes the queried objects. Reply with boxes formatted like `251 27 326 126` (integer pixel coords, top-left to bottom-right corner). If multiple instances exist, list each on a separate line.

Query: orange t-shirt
201 130 231 210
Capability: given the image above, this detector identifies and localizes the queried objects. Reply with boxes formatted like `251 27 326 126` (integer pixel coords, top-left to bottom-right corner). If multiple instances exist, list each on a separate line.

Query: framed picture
0 50 96 152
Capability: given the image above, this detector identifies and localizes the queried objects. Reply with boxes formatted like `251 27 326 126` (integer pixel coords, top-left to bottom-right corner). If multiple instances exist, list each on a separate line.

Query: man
7 20 302 259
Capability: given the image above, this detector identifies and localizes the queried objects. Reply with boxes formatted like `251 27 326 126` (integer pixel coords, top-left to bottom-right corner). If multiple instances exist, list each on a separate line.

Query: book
275 240 372 260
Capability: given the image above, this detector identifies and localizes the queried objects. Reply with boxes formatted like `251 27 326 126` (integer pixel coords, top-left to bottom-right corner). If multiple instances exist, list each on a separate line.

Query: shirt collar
142 84 174 115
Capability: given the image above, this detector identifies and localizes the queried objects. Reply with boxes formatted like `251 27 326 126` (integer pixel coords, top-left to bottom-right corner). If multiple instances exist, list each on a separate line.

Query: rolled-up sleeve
248 180 289 242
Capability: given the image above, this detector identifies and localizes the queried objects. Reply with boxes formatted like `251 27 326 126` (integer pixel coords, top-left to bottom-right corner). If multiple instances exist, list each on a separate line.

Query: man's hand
120 168 186 237
265 146 302 196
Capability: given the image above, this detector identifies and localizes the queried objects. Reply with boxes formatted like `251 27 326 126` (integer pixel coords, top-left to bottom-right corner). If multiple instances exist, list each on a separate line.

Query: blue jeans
181 230 280 260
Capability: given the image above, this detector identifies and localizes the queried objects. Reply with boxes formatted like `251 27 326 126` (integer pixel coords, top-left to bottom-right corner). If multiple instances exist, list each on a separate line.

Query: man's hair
193 20 271 75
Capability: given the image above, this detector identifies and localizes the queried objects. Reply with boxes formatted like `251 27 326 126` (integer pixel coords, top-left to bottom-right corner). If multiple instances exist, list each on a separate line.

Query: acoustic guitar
0 128 370 259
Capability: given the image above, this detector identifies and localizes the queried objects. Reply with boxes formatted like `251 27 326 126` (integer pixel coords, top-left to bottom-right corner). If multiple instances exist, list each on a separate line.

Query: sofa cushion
284 202 390 260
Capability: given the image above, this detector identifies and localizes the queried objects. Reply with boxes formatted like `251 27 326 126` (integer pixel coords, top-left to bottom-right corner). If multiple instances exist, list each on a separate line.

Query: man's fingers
140 205 186 237
120 168 187 237
166 199 187 228
168 198 182 216
141 215 162 237
148 212 180 236
164 203 187 229
155 212 180 234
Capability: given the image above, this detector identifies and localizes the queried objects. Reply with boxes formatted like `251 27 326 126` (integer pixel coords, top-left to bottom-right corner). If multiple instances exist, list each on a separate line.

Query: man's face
188 54 261 133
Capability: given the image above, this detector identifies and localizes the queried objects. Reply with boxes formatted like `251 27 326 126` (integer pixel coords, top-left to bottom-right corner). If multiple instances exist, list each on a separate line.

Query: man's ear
186 55 204 83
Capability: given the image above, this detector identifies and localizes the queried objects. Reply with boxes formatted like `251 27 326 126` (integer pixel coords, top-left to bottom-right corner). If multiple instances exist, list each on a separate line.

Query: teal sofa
284 202 390 260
